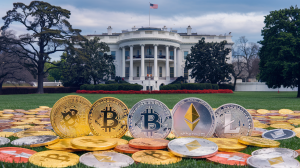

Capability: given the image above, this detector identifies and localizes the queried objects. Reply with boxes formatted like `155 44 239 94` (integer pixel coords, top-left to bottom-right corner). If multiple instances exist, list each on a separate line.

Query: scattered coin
279 109 294 115
206 138 247 152
206 151 251 166
262 129 295 140
247 155 300 168
46 138 83 151
11 135 59 147
0 137 10 145
0 147 36 163
238 136 280 148
112 138 128 145
71 136 117 151
270 123 295 130
132 150 182 165
0 132 15 137
114 144 141 154
257 109 270 114
2 128 23 133
252 148 298 158
129 138 169 150
124 131 132 138
14 131 57 138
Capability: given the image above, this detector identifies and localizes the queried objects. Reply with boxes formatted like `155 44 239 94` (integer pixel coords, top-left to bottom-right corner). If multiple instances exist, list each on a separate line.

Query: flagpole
149 2 150 27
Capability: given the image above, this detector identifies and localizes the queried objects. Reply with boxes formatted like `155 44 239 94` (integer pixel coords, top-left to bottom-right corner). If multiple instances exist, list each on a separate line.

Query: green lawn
0 92 300 168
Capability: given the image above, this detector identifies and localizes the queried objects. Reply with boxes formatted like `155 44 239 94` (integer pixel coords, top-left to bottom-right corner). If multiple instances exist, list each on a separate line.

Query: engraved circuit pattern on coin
252 148 298 158
89 97 129 138
11 135 59 147
51 95 92 138
172 98 216 138
128 99 172 139
214 104 253 138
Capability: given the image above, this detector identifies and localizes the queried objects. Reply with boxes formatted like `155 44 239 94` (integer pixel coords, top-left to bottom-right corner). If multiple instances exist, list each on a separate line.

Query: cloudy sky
0 0 298 60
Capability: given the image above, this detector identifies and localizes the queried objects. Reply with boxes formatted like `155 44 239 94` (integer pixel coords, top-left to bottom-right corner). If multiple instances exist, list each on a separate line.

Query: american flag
150 3 158 9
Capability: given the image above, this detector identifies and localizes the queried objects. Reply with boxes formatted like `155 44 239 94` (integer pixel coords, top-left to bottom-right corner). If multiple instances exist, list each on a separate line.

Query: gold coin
257 109 270 114
34 121 51 125
29 150 79 167
70 136 117 151
270 123 295 130
0 132 15 137
11 125 33 129
238 136 280 147
125 131 133 138
167 132 176 139
132 150 182 165
11 122 29 125
23 115 36 118
279 109 294 114
36 115 49 118
24 112 37 115
269 116 286 119
206 138 247 152
39 106 50 109
254 122 268 128
88 97 129 138
3 109 14 112
51 95 92 138
1 114 14 117
293 128 300 133
112 138 128 145
46 138 82 151
14 131 57 138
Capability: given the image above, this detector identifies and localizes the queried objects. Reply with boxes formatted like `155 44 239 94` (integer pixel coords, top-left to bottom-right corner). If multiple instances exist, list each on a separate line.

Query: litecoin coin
51 95 92 138
0 147 36 163
206 152 251 166
262 129 296 140
80 151 134 168
247 155 300 168
89 97 129 138
0 137 10 145
252 148 298 158
214 104 253 138
11 135 59 147
168 138 218 158
132 150 182 165
172 98 216 138
128 99 172 139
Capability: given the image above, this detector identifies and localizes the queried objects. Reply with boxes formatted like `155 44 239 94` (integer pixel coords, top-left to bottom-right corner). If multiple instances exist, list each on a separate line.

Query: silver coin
11 135 58 146
0 137 10 145
254 127 268 132
172 97 216 138
214 104 253 138
168 137 218 158
44 126 53 130
80 151 134 168
247 155 300 168
2 128 23 133
0 120 13 123
128 99 172 139
262 129 295 140
13 113 24 116
252 148 298 158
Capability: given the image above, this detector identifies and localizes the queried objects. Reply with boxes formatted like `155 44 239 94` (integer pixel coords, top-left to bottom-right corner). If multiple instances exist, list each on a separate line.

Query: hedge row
80 84 143 91
1 87 79 95
77 89 233 94
160 83 219 90
219 84 234 90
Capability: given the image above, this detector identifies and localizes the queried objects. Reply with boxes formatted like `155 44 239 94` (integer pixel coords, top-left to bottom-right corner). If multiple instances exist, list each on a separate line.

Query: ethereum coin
252 148 298 158
0 137 10 145
262 129 295 140
168 137 218 158
80 151 134 168
128 99 172 139
11 135 59 147
214 104 253 138
172 98 216 138
247 155 300 168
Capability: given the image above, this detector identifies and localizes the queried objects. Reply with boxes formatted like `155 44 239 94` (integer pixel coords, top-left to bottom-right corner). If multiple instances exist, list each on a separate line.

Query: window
147 66 152 75
125 67 129 77
111 51 116 60
159 67 162 77
159 50 162 55
125 51 129 57
184 68 188 79
170 67 174 78
137 50 140 56
147 49 152 55
184 51 189 59
170 51 174 56
137 66 139 77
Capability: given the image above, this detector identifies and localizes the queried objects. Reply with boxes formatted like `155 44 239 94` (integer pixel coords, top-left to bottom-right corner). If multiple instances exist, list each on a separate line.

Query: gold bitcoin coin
39 106 50 109
29 150 79 167
254 122 268 129
88 97 129 138
70 136 117 151
51 95 92 138
167 132 176 139
0 132 14 137
132 150 182 165
293 128 300 133
112 138 128 145
279 109 294 114
125 131 133 138
238 136 280 147
14 131 57 138
206 138 247 152
257 109 270 114
270 123 295 130
46 138 83 151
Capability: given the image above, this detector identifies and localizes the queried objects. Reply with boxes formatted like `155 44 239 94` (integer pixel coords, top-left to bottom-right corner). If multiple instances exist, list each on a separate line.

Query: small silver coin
252 148 298 158
247 155 300 168
214 104 253 138
128 99 172 139
168 138 218 158
80 151 134 168
0 120 13 123
0 137 10 145
172 98 216 138
254 127 268 132
13 113 24 116
2 128 23 133
11 135 58 146
44 126 53 130
262 129 295 140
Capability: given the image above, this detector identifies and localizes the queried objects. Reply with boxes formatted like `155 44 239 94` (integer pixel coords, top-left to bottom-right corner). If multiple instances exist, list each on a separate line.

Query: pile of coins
0 95 300 167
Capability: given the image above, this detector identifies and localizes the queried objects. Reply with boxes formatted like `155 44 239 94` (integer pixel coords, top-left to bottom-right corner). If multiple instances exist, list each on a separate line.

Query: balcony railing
126 55 174 60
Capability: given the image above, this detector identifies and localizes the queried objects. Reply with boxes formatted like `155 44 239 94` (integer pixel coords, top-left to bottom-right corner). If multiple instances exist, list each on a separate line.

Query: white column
154 44 158 80
174 47 177 77
122 47 125 77
129 45 133 80
140 44 145 80
165 45 170 80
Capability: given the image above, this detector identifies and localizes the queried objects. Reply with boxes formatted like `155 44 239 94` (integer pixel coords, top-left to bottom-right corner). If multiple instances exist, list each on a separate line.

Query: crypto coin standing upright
252 148 298 158
0 137 10 145
247 155 300 168
262 129 296 140
11 135 59 147
128 99 172 139
51 95 92 138
206 152 251 166
214 104 253 139
132 150 182 165
89 97 129 138
172 98 216 138
0 147 36 163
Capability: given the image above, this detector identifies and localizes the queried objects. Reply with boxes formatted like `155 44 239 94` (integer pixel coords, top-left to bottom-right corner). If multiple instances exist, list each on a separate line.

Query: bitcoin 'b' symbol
101 106 118 132
141 109 161 136
61 109 79 128
41 154 70 162
143 151 171 160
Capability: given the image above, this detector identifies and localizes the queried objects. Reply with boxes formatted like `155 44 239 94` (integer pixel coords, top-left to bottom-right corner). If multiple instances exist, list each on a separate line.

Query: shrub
86 85 95 90
212 84 219 90
219 84 234 90
181 83 206 90
160 85 178 90
80 84 89 90
80 83 143 91
105 80 117 84
204 83 212 89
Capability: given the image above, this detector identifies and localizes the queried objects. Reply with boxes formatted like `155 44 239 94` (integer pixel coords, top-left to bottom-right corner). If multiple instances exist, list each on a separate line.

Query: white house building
85 26 233 90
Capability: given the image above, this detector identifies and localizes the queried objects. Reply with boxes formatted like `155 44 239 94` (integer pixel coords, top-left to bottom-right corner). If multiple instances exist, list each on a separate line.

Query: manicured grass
0 91 300 168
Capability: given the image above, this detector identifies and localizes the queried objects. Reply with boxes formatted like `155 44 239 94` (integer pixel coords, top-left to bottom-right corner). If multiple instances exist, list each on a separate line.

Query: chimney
162 26 167 31
107 26 112 35
187 25 192 35
132 26 138 31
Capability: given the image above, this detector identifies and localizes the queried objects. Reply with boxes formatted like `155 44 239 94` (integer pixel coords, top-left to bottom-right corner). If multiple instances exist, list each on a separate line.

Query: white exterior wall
235 82 298 91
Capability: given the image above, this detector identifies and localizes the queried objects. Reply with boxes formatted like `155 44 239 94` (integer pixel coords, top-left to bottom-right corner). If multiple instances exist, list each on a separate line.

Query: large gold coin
270 123 295 130
206 138 247 152
29 150 79 167
14 131 57 138
51 95 92 138
238 136 280 147
132 150 182 165
70 136 117 151
88 97 129 138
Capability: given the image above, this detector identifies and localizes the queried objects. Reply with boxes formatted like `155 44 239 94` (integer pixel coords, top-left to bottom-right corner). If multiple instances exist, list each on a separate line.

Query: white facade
85 26 233 90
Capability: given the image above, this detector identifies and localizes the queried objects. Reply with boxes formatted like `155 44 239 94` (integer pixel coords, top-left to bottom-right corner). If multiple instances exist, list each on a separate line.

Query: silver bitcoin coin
80 151 134 168
168 138 218 158
247 155 300 168
2 128 23 133
252 148 298 158
262 129 295 140
0 137 10 145
11 135 58 146
128 99 172 139
172 98 216 138
214 104 253 138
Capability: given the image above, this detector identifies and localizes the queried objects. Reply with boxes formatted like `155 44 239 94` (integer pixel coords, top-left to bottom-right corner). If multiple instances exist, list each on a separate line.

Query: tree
45 61 62 82
258 5 300 97
185 38 233 84
232 49 247 91
0 1 83 93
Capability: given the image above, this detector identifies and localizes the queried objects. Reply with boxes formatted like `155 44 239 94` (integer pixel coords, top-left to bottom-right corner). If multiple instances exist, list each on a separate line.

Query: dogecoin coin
0 147 36 163
206 138 247 152
70 136 117 151
247 155 300 168
129 138 169 150
0 137 10 145
262 129 295 140
29 150 79 167
114 144 141 154
11 135 59 147
132 150 182 165
206 151 251 166
14 131 57 138
51 95 92 138
89 97 129 138
238 136 280 147
252 148 298 158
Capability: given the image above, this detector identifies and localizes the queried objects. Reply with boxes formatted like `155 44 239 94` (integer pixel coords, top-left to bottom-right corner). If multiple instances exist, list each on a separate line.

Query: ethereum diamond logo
184 103 200 131
93 154 116 163
268 156 284 165
185 140 201 151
